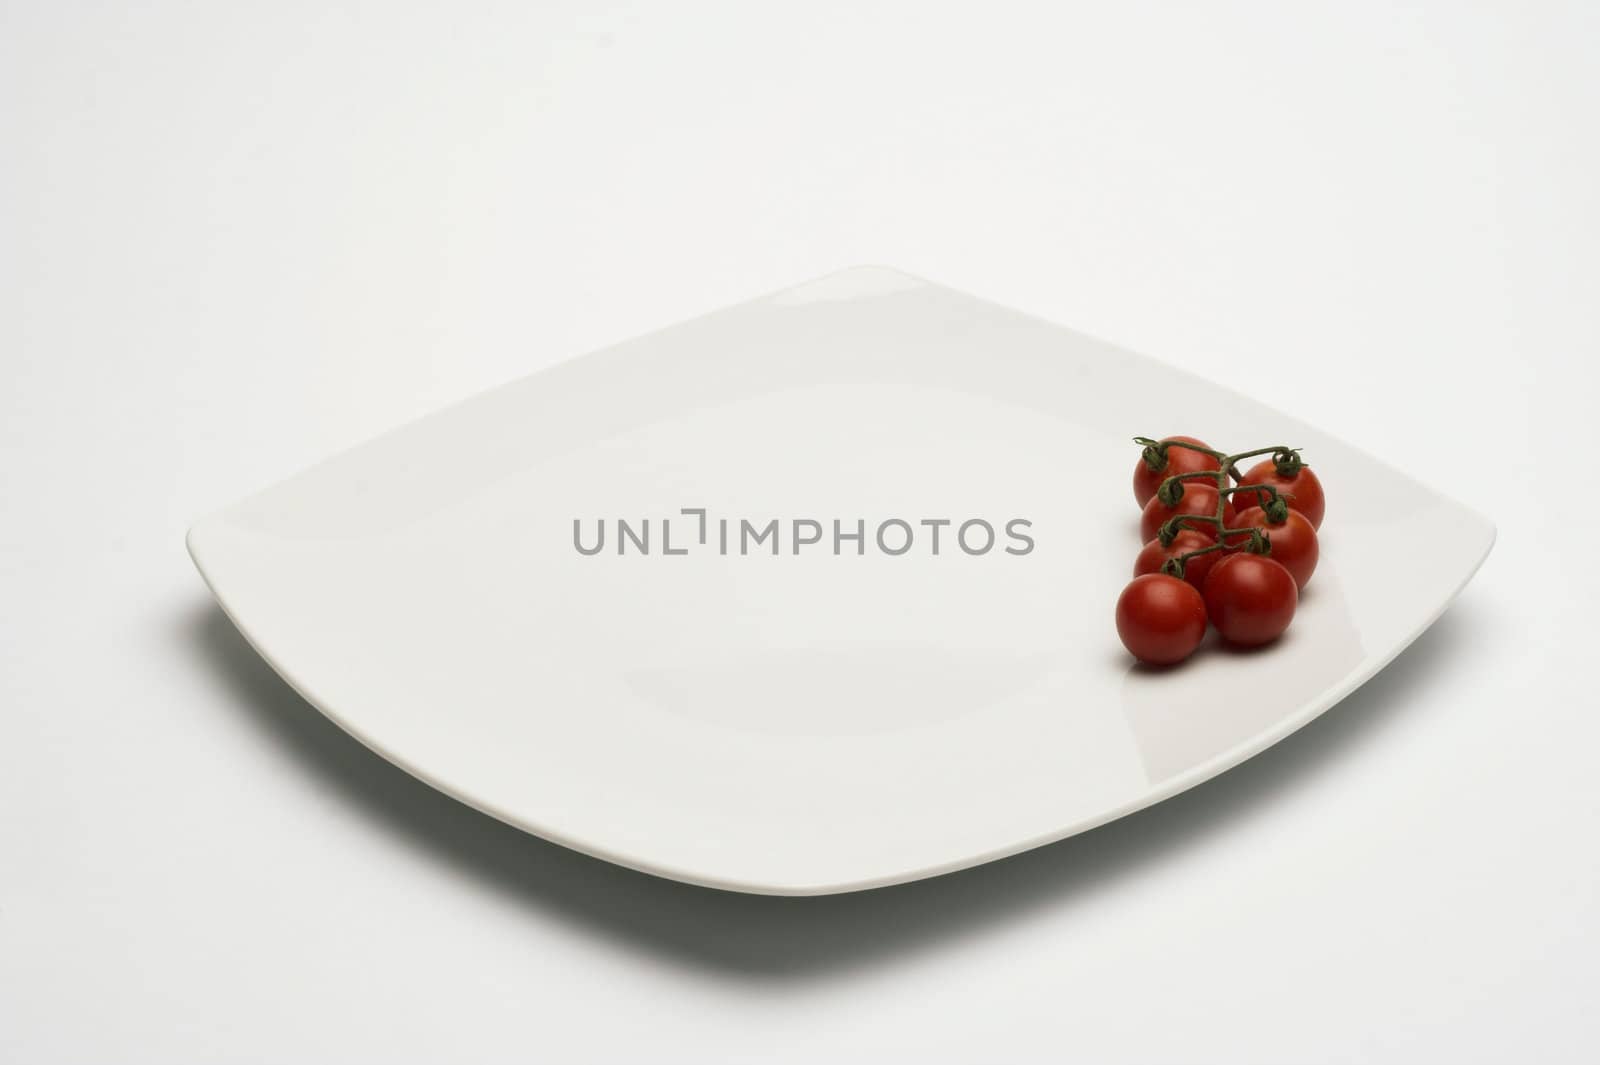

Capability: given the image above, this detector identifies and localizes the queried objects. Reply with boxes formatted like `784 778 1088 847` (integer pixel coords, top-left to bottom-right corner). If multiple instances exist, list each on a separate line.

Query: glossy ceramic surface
188 267 1494 894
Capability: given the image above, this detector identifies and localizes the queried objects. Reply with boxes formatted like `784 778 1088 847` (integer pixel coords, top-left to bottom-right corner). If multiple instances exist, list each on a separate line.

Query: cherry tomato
1227 507 1319 590
1134 529 1221 590
1116 574 1209 666
1139 483 1235 544
1202 554 1297 646
1232 460 1326 530
1132 436 1221 508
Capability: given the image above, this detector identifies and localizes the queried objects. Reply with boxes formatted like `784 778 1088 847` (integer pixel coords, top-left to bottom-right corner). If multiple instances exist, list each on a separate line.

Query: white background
3 2 1597 1062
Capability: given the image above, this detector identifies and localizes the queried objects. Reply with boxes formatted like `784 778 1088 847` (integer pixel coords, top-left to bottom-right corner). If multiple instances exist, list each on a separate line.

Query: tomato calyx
1240 491 1290 523
1271 447 1305 478
1137 440 1168 472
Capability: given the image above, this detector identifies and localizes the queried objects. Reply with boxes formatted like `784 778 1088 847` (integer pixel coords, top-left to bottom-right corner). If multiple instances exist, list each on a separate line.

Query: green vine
1135 437 1304 577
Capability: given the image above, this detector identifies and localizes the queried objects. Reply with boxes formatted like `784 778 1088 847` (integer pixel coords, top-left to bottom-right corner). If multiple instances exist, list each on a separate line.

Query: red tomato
1232 461 1326 530
1202 554 1297 647
1115 574 1209 666
1133 529 1221 590
1228 507 1319 590
1132 436 1221 508
1139 483 1235 543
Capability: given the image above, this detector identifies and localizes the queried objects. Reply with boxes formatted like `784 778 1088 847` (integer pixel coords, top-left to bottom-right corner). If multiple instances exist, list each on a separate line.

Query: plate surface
189 267 1493 895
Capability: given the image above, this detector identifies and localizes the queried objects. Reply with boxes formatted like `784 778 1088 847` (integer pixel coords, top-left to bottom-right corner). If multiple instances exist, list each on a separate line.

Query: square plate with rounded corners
189 266 1493 895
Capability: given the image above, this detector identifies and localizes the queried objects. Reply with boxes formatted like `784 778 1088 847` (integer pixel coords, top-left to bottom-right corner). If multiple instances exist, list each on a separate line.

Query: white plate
189 266 1494 895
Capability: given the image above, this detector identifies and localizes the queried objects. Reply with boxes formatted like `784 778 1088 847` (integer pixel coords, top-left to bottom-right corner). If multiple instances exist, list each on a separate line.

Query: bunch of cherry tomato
1116 435 1327 666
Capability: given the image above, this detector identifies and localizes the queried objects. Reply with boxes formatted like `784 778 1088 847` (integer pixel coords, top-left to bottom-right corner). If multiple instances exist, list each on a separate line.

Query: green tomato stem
1139 438 1301 557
